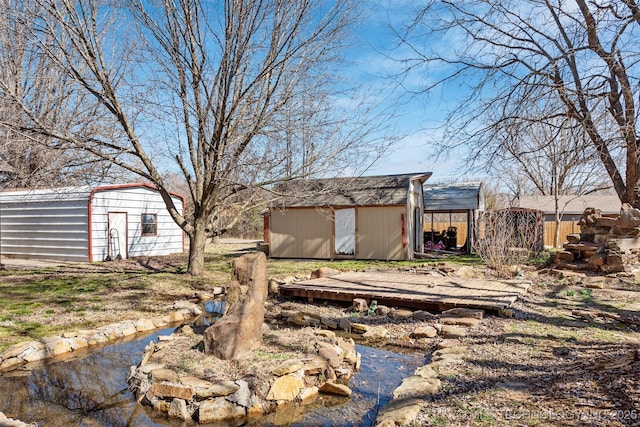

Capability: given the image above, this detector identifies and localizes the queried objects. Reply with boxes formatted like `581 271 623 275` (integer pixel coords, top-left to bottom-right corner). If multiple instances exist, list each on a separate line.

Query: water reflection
0 328 176 427
0 330 424 427
194 298 227 327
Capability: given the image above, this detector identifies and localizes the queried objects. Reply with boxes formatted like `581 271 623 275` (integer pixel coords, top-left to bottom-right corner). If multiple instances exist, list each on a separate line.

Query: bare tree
0 0 389 275
0 0 115 189
396 0 640 208
491 114 611 246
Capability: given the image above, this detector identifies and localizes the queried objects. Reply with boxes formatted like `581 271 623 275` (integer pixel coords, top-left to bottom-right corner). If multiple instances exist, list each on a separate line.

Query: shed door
107 212 128 260
335 208 355 256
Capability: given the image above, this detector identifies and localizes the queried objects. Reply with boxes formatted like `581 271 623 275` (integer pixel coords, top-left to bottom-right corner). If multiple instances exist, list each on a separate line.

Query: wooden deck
279 271 531 312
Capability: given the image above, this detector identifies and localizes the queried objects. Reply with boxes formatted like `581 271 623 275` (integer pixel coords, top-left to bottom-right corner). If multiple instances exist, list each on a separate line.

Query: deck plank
279 271 530 311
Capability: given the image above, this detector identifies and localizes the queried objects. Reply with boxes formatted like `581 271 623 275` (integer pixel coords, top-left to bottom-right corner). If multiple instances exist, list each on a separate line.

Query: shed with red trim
0 183 184 262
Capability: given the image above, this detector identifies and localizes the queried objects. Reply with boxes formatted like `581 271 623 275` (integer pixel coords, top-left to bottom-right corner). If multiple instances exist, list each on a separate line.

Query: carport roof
272 172 432 208
423 182 484 211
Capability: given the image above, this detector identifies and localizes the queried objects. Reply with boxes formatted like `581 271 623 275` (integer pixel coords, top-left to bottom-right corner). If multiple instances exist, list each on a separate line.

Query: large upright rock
204 252 268 360
616 203 640 228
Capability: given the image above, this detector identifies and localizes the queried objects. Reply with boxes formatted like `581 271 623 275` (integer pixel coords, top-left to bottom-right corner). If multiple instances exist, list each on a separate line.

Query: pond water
0 329 424 427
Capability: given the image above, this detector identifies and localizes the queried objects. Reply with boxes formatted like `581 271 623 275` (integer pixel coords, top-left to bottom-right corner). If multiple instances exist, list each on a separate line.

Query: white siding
90 187 184 261
0 185 184 263
0 188 91 262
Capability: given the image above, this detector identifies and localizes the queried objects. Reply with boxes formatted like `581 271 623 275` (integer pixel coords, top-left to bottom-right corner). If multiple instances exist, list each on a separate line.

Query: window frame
141 213 158 236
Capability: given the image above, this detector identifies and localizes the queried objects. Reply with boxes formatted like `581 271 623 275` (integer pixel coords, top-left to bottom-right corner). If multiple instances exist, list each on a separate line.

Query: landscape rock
42 336 72 357
196 380 240 399
375 305 391 316
392 375 441 399
320 317 338 329
167 398 190 420
148 383 194 401
198 396 246 423
303 355 329 375
350 323 371 334
437 338 462 349
227 380 252 408
272 359 304 376
411 325 438 339
412 310 438 321
351 298 368 312
338 318 352 331
0 357 23 371
376 398 424 426
316 341 342 368
179 376 212 389
388 309 413 319
414 365 438 378
135 319 157 332
2 341 43 359
298 386 319 402
266 375 305 401
314 329 336 339
363 326 389 340
441 307 484 319
439 324 468 338
617 203 640 228
204 252 268 360
151 368 180 383
439 317 480 327
319 381 352 396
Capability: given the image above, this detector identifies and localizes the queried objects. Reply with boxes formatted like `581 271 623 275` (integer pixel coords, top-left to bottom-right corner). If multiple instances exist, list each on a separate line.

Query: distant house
514 194 622 247
0 183 184 262
264 173 432 260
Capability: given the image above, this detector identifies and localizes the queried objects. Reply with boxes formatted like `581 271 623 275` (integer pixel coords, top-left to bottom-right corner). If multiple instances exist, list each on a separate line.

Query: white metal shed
0 183 185 262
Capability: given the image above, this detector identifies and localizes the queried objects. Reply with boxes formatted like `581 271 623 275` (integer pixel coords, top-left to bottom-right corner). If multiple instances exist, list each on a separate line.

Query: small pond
0 328 424 426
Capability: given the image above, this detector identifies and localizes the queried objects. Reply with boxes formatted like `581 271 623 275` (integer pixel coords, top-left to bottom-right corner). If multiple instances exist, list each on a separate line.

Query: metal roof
0 183 185 204
273 173 432 208
423 182 484 211
515 194 622 215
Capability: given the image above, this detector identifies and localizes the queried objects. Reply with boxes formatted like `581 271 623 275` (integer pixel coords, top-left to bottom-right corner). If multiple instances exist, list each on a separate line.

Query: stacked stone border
0 301 202 372
127 327 361 423
373 308 482 427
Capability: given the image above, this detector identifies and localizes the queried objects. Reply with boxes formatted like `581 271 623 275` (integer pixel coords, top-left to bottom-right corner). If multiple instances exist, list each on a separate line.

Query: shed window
141 213 157 236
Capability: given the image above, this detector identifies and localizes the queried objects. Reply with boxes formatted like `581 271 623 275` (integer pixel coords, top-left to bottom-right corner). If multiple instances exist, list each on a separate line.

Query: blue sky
348 1 478 184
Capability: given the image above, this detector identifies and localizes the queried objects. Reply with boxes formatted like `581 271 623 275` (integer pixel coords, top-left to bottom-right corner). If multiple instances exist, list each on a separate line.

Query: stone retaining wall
0 303 201 372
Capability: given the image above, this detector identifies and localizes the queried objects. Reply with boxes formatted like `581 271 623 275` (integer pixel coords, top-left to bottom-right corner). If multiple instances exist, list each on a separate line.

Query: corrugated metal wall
269 208 333 258
0 185 184 263
0 193 90 262
91 187 184 261
357 206 405 260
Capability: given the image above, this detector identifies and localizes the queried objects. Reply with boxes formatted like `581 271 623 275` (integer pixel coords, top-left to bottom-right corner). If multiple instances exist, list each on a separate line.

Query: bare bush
475 209 544 274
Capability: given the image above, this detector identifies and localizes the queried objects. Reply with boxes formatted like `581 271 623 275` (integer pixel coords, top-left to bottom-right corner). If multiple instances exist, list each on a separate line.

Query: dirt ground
263 267 640 426
1 243 639 426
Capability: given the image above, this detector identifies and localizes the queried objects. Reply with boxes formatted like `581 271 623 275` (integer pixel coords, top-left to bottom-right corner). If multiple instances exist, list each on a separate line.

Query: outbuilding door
335 208 356 256
107 212 128 260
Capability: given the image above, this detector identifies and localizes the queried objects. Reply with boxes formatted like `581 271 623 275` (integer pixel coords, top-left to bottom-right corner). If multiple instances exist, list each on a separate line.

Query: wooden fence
425 217 587 249
543 218 581 247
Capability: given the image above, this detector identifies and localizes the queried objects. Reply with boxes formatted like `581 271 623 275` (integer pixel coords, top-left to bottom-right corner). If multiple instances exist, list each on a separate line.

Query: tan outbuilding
264 173 431 261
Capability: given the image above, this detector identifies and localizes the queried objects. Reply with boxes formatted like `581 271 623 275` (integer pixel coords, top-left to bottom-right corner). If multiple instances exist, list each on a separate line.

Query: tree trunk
187 218 208 276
